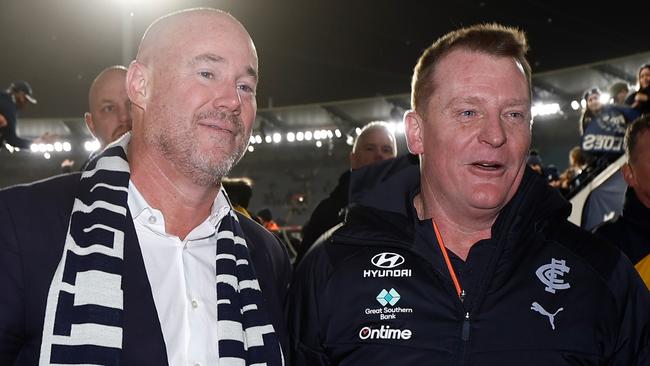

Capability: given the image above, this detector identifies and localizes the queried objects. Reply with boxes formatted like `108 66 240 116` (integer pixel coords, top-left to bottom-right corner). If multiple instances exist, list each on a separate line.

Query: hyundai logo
371 252 405 269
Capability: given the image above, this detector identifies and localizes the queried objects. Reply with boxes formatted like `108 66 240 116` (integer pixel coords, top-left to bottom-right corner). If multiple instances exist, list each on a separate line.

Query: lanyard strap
432 219 463 299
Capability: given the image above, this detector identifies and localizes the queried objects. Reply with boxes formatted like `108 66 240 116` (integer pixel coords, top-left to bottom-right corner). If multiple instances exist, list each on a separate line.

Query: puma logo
530 302 563 330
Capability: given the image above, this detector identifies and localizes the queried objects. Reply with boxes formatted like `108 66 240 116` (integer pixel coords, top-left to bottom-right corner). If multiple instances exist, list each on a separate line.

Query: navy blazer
0 173 292 365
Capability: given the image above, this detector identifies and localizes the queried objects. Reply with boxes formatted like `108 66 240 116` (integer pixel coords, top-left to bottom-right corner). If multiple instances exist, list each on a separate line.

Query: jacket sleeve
0 194 26 364
608 254 650 365
286 246 332 366
2 127 33 149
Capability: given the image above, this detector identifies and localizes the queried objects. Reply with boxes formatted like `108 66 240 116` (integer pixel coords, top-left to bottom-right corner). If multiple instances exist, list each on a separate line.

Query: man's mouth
471 161 504 171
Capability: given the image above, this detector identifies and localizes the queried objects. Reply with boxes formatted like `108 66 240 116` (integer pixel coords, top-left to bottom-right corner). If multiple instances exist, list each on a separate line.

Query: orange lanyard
432 219 463 299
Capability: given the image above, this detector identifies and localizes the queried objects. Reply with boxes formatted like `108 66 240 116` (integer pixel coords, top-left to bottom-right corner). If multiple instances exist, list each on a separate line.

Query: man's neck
128 140 219 240
414 193 495 261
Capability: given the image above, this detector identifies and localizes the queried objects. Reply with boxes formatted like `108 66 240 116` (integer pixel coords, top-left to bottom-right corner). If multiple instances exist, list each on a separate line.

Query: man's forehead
140 10 254 59
89 70 127 104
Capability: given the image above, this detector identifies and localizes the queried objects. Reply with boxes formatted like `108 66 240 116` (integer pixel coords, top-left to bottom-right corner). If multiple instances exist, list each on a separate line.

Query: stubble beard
146 108 249 187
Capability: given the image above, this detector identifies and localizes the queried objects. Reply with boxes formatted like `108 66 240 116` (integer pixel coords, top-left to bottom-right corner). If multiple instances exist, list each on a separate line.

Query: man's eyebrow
190 53 258 82
190 53 225 66
246 66 258 83
445 96 484 107
445 96 530 108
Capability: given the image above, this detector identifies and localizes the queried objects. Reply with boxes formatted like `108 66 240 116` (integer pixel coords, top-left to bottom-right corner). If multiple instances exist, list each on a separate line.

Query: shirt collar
127 180 231 227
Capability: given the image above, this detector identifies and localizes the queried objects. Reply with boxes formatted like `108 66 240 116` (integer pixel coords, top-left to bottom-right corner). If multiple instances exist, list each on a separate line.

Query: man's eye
199 71 214 79
506 111 525 119
101 105 114 113
460 110 476 117
237 84 255 95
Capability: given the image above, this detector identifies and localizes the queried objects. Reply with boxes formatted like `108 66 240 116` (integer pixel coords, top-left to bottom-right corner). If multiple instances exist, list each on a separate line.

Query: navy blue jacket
0 173 292 365
288 156 650 365
594 188 650 287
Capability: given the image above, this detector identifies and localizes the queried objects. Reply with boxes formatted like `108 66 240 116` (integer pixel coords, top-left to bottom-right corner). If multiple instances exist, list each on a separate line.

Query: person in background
68 65 133 171
0 8 290 365
288 22 649 365
609 81 629 105
579 87 639 159
625 63 650 115
258 208 280 232
526 149 543 174
558 146 588 192
296 121 397 265
85 65 133 150
222 177 255 219
0 81 40 149
594 114 650 289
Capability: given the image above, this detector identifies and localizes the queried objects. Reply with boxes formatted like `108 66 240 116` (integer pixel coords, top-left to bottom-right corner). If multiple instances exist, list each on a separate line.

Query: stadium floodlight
531 102 561 117
571 100 580 110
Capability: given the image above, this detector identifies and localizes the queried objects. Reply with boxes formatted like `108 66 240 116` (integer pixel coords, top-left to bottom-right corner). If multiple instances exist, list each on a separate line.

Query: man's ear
84 112 96 137
404 110 424 155
349 151 358 170
622 162 637 188
126 60 149 110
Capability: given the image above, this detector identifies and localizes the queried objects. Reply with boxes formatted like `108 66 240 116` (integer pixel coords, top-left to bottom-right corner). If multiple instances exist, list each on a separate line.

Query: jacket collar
339 154 571 248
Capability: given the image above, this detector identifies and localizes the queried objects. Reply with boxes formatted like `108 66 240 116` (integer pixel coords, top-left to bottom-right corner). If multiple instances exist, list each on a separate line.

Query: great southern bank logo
364 252 411 278
376 288 400 306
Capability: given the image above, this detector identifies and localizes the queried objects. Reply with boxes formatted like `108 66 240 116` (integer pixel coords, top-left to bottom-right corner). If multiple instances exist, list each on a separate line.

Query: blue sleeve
611 105 641 123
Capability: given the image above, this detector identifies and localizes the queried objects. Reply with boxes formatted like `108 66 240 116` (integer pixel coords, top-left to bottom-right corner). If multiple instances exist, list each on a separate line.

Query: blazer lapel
121 213 169 365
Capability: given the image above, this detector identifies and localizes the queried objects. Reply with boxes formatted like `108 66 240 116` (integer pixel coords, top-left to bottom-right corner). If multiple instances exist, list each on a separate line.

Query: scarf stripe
40 133 283 365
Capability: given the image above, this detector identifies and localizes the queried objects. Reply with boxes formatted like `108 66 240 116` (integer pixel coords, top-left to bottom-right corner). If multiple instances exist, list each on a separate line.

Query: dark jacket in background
0 91 32 149
594 187 650 288
0 173 292 365
625 87 650 115
296 170 350 265
288 155 650 365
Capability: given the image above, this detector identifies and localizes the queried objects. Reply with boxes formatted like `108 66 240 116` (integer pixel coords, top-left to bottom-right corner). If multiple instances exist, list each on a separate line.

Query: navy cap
527 152 542 166
9 81 37 104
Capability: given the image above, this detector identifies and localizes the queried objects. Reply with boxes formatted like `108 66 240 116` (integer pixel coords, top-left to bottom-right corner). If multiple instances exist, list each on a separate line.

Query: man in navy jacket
288 23 649 365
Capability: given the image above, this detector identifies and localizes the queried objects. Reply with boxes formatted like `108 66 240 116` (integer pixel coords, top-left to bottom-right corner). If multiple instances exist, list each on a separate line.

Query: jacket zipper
461 311 470 341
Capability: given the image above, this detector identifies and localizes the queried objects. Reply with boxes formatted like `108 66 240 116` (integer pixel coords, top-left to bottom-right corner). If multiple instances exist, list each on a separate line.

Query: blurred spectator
526 149 543 174
579 87 639 158
625 63 650 115
593 114 650 288
257 208 280 232
0 81 41 149
60 158 75 174
84 66 132 149
545 164 561 188
558 146 588 192
79 66 132 170
609 81 629 105
222 177 255 219
296 121 397 264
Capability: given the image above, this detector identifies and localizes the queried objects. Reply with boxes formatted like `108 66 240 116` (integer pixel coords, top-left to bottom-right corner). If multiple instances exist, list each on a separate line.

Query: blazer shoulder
0 173 80 210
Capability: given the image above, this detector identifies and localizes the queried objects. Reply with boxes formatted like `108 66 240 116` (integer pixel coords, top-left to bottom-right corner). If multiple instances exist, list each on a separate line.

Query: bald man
85 66 132 149
296 121 397 264
0 8 290 366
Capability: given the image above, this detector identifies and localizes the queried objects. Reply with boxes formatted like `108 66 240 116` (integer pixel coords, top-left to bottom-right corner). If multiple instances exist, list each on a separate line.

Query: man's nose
478 113 507 147
212 83 242 115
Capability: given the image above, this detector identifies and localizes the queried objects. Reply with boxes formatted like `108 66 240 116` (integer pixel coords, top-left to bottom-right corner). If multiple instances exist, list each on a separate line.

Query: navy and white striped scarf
39 134 283 366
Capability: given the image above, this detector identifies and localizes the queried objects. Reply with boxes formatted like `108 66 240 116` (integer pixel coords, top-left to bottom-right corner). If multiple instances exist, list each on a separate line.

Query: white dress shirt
128 181 230 366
